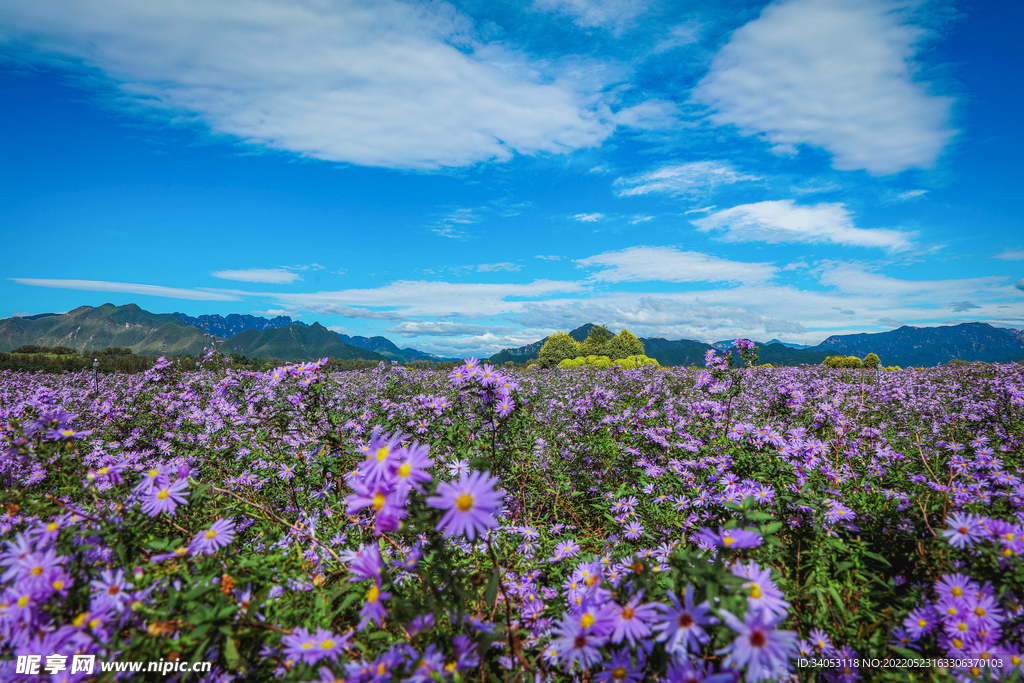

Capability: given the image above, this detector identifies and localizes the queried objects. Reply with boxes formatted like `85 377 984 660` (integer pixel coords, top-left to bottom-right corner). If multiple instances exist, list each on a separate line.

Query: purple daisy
942 513 984 548
426 470 503 541
718 609 797 683
189 518 236 555
654 585 717 654
140 478 190 517
693 526 762 550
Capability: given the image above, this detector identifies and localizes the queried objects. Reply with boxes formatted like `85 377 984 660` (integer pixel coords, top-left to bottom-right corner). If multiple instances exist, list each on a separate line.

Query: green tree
606 329 645 359
538 332 582 368
863 352 881 369
581 325 613 356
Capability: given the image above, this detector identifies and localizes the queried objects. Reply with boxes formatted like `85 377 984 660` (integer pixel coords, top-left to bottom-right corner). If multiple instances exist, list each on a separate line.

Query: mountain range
488 322 1024 368
3 305 1023 367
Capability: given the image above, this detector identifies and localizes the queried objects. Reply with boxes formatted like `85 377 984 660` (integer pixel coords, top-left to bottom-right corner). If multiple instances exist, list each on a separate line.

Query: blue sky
1 0 1022 356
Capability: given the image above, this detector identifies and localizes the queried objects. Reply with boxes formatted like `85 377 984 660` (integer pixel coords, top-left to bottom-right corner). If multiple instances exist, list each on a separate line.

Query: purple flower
393 442 433 495
550 614 606 671
594 649 644 683
189 518 236 555
693 526 762 550
902 608 934 639
426 470 503 541
358 583 391 630
348 544 383 584
141 478 190 517
610 591 659 646
654 585 717 654
718 609 797 682
733 561 790 618
278 463 296 481
942 513 984 548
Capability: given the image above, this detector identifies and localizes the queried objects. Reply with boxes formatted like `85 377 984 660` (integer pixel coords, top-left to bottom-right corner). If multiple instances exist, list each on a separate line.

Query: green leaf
225 636 242 670
485 570 500 608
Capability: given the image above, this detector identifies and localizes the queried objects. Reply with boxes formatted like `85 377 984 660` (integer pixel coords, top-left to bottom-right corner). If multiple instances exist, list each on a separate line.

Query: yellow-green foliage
558 354 615 369
823 355 865 369
613 354 659 369
882 366 901 371
538 332 583 368
862 352 881 369
606 329 645 359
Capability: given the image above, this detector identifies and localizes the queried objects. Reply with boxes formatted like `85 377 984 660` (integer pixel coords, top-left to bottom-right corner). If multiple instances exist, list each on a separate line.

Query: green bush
823 355 865 369
613 354 659 369
606 329 645 359
537 332 582 368
862 352 881 369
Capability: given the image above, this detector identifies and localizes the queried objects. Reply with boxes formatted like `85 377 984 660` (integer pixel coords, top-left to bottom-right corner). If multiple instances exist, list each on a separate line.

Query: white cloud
0 0 632 169
653 22 703 53
897 189 929 200
575 246 776 284
212 268 302 284
9 278 242 301
535 254 562 261
477 262 522 272
878 317 906 327
386 321 516 337
684 205 716 215
531 0 651 30
692 0 955 175
327 325 354 335
629 215 653 225
574 213 604 222
814 262 1007 299
782 261 810 271
995 250 1024 262
272 279 584 319
432 208 479 238
692 200 915 251
616 161 757 197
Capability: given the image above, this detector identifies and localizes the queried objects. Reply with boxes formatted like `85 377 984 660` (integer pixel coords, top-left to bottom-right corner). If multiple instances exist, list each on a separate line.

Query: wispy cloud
897 189 929 201
692 0 955 175
477 262 522 272
574 213 605 222
531 0 651 31
949 301 980 313
575 246 776 284
212 268 302 284
386 321 516 337
9 278 242 301
629 215 653 224
0 0 632 169
616 161 757 197
995 249 1024 261
273 280 584 319
691 200 915 251
535 255 562 261
431 208 480 239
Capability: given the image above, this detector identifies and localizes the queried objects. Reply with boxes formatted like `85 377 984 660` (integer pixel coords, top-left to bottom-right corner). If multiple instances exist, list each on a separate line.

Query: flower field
2 344 1024 682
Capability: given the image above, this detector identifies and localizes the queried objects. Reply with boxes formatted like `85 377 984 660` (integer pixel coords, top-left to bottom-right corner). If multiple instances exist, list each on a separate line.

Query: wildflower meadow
2 343 1024 682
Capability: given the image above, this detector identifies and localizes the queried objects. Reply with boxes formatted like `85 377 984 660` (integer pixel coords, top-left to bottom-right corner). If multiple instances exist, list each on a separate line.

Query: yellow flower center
18 596 29 608
958 622 968 632
376 446 389 462
612 667 628 681
73 612 89 627
148 469 159 478
975 607 986 617
723 535 735 547
952 586 963 597
1006 533 1016 541
205 529 218 539
321 640 334 649
373 493 386 511
580 613 595 629
47 522 58 532
157 490 170 500
367 585 379 604
621 608 634 620
750 584 762 599
953 638 963 649
917 619 927 627
174 547 187 556
456 494 474 512
89 618 101 629
53 580 64 590
398 463 411 478
31 566 43 576
302 643 313 650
